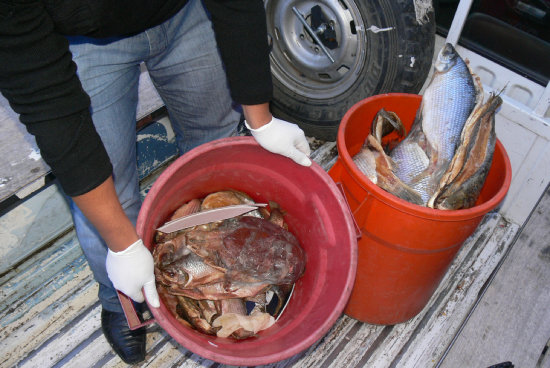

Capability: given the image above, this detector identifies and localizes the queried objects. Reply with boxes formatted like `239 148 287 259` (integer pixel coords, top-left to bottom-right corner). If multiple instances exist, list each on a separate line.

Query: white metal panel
453 46 550 225
445 0 474 46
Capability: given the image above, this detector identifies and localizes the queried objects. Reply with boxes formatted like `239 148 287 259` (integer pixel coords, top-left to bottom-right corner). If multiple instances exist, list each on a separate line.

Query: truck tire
265 0 436 140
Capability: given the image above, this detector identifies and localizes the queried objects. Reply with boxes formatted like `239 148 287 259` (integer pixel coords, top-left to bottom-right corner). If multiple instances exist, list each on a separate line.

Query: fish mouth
435 43 458 72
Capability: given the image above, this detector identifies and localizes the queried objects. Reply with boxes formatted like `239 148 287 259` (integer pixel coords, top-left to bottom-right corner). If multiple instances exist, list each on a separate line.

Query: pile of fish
153 190 306 339
353 43 503 210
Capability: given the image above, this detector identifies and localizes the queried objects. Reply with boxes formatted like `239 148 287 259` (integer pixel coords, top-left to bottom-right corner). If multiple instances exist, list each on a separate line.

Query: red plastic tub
136 136 357 365
329 93 512 325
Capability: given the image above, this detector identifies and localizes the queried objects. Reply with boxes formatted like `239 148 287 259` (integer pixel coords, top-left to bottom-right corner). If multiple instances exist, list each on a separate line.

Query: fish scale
391 43 477 204
391 135 431 203
421 65 476 161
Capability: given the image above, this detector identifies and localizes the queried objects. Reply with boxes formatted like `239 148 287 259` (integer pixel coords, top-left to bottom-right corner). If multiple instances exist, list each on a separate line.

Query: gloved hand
106 239 160 308
245 117 312 166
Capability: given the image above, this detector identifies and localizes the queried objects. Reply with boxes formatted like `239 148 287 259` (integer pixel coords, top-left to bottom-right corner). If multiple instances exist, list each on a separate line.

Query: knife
156 203 267 233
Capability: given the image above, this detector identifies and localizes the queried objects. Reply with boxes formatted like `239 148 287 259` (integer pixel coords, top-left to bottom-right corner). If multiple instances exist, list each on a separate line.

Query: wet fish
185 216 305 285
154 251 226 292
170 280 270 300
153 190 304 338
176 295 220 335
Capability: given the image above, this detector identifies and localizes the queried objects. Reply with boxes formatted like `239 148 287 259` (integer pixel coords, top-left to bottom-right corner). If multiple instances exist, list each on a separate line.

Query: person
0 0 311 363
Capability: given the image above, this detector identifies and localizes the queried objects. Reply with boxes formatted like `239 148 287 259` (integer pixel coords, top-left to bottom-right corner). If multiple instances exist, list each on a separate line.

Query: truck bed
4 133 548 367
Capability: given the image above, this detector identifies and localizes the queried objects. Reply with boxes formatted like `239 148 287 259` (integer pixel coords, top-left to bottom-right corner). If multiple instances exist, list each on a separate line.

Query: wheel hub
309 5 338 50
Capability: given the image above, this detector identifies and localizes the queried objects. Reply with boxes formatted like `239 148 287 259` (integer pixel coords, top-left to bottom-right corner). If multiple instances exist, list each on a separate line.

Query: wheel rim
265 0 367 100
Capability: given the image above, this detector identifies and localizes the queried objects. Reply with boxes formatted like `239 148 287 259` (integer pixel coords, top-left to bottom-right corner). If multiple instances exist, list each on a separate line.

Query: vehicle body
1 0 549 366
264 0 436 140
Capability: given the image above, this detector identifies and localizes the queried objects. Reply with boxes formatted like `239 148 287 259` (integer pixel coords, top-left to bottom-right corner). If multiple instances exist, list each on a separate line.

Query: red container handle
117 290 157 330
336 182 362 239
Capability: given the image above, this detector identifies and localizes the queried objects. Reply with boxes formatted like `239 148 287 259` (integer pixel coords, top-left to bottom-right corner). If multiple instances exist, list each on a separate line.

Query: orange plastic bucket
136 136 357 365
329 93 512 325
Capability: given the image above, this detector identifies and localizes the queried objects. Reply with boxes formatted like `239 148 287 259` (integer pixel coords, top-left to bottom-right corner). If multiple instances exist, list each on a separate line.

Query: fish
184 216 305 285
196 190 264 231
201 190 256 210
213 297 275 339
353 134 424 205
267 201 287 229
215 298 256 339
168 280 270 300
176 295 220 335
371 108 406 151
391 43 478 204
153 190 305 338
213 310 275 339
352 43 499 210
173 293 275 338
429 92 502 209
171 198 202 220
154 199 201 242
154 251 226 292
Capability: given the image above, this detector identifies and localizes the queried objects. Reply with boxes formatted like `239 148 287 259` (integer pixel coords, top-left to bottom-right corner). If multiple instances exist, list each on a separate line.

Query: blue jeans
67 0 241 312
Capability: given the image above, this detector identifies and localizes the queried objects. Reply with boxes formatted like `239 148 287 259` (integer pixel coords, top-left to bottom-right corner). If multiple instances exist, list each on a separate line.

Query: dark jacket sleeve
0 0 112 196
203 0 273 105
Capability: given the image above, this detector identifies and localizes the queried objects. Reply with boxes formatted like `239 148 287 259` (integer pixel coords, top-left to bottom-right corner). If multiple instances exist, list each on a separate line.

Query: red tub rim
136 136 358 366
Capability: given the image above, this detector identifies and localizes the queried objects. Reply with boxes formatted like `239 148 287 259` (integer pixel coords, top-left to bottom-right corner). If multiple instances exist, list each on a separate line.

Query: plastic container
136 136 357 365
329 93 512 325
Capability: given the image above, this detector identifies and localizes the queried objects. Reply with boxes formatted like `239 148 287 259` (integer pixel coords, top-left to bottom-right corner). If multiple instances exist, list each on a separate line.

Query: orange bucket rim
336 93 512 220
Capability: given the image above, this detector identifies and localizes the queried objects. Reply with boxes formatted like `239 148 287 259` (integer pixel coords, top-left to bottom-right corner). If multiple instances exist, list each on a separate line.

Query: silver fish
155 251 226 292
391 43 477 204
171 280 270 300
353 134 424 205
352 43 502 209
430 92 502 209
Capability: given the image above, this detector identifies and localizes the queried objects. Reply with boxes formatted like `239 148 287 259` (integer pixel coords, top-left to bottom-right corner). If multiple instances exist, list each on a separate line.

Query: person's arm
72 176 139 251
243 103 312 166
204 0 311 166
0 0 159 306
202 0 272 105
241 103 272 129
72 176 159 306
0 0 112 195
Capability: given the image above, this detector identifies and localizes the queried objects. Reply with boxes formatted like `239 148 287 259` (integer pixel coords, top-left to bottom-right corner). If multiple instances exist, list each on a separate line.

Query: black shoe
101 309 146 364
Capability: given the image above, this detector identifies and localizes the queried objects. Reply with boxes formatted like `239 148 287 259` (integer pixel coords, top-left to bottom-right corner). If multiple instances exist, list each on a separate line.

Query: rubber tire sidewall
268 0 436 141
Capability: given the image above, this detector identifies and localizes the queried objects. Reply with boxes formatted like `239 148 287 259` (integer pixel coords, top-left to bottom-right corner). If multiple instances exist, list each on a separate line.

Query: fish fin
371 108 406 143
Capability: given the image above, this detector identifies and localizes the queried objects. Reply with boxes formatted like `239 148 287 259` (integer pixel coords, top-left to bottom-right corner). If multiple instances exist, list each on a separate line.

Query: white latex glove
245 117 312 166
106 239 160 308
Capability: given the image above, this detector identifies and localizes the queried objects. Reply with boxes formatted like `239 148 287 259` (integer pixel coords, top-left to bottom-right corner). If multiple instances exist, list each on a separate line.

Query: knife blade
156 203 267 233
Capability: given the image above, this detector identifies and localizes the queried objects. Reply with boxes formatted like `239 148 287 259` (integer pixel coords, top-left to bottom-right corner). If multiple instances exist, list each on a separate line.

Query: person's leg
67 36 148 313
144 0 241 155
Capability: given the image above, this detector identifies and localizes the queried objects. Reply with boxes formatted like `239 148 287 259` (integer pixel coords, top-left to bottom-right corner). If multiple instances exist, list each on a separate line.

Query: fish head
434 43 459 73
